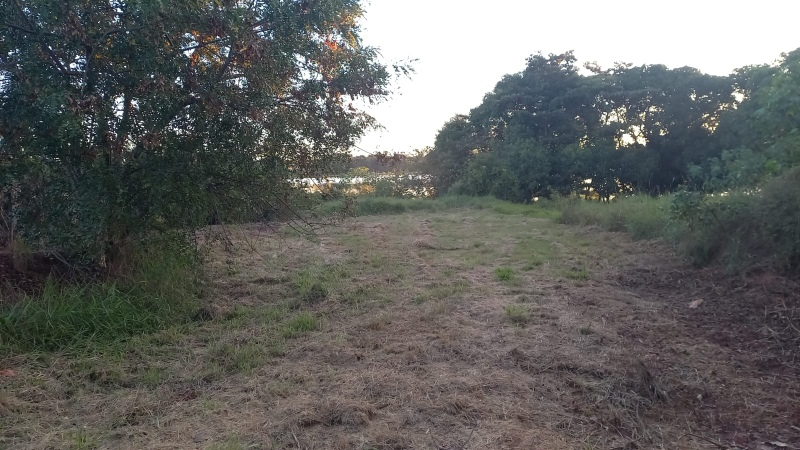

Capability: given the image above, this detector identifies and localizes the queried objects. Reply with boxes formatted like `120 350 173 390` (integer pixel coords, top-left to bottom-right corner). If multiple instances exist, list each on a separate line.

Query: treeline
343 149 429 174
423 49 800 201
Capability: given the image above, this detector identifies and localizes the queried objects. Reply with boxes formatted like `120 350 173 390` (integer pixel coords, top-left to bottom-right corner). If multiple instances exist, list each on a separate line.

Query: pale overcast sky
355 0 800 154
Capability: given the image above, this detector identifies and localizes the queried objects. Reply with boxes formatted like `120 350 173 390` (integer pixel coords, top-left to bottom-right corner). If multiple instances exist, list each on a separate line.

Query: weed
562 267 589 281
412 295 427 305
579 325 594 335
317 195 559 219
282 313 321 338
495 267 515 281
292 263 351 307
68 428 97 450
505 304 529 326
522 260 543 271
9 236 32 272
141 367 168 386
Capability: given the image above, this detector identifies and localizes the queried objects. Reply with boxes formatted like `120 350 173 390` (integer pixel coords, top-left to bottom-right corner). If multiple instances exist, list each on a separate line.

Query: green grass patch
513 238 556 269
0 235 200 355
292 263 349 306
207 436 249 450
208 341 268 375
557 195 672 240
556 168 800 274
427 279 470 300
562 267 589 281
495 267 515 281
282 312 321 338
67 428 98 450
505 304 529 326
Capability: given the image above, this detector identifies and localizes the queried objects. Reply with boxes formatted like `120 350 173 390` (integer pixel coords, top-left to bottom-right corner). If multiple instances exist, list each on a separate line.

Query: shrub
505 304 529 326
673 168 800 272
557 168 800 274
495 267 515 281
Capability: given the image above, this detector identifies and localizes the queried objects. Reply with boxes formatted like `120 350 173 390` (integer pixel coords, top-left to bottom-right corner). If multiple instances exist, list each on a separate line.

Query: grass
556 168 800 274
67 428 97 450
318 195 558 219
562 267 589 281
292 263 350 307
209 342 269 375
495 267 515 281
514 238 556 269
0 236 199 354
557 194 673 240
505 304 530 326
282 312 321 338
4 197 793 449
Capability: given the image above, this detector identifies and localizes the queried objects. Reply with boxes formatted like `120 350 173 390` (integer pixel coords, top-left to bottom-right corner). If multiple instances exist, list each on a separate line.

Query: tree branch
10 0 70 75
3 22 37 35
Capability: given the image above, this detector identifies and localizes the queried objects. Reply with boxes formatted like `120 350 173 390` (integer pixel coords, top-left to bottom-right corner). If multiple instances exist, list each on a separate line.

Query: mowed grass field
2 205 798 449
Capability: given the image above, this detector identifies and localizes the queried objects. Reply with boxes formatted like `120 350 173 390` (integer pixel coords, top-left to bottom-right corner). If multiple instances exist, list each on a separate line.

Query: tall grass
557 168 800 273
0 234 200 354
317 195 559 219
557 195 675 240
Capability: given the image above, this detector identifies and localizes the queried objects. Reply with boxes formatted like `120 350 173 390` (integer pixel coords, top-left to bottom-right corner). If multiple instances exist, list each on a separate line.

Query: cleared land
2 208 799 449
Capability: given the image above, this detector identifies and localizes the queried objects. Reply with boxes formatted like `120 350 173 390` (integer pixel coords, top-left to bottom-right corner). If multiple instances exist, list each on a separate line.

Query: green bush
558 169 800 273
673 168 800 272
0 234 200 354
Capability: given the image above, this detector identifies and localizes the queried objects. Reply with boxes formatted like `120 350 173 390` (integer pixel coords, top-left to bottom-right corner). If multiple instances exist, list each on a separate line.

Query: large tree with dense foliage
0 0 397 264
426 51 743 201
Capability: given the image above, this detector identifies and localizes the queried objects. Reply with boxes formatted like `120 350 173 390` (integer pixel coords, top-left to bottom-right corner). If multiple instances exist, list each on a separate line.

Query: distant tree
0 0 400 264
423 115 480 194
424 50 743 200
692 48 800 190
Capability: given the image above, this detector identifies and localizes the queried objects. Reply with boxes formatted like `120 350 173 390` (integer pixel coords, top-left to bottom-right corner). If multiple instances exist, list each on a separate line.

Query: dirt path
2 210 799 449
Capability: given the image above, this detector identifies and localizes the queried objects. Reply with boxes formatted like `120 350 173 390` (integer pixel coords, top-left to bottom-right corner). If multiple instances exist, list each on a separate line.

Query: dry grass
1 208 798 449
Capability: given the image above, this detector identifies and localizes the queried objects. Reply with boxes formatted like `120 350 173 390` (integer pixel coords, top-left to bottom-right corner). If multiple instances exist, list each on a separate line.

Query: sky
354 0 800 155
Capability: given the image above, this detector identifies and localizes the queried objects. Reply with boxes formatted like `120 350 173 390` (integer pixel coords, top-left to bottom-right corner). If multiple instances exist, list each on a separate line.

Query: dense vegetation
0 0 403 352
0 0 401 267
424 49 800 200
1 1 798 354
422 49 800 274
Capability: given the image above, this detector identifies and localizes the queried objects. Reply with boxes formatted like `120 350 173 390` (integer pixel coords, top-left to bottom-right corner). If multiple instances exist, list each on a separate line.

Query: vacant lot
2 208 798 449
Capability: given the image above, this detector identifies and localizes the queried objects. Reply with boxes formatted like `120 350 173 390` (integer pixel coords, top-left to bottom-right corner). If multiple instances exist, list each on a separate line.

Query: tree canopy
0 0 398 263
425 49 800 201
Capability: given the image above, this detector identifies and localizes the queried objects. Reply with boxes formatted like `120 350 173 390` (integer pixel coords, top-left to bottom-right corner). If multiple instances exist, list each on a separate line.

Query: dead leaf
0 369 16 377
688 298 704 309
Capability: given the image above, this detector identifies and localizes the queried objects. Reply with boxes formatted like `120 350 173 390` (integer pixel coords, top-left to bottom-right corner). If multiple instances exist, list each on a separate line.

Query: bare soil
1 210 798 449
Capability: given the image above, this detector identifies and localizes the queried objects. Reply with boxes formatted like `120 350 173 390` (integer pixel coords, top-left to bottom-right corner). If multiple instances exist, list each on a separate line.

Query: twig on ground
458 427 475 450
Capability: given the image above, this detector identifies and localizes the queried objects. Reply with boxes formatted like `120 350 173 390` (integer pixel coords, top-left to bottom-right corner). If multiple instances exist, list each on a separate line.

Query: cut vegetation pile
1 205 798 449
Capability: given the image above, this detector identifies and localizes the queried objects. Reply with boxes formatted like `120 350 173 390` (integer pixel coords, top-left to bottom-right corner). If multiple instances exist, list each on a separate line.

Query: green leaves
1 0 399 263
424 48 800 202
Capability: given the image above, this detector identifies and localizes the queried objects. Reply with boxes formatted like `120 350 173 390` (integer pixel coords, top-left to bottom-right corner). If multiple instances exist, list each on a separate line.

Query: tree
692 48 800 190
424 50 742 200
423 115 480 194
0 0 398 264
